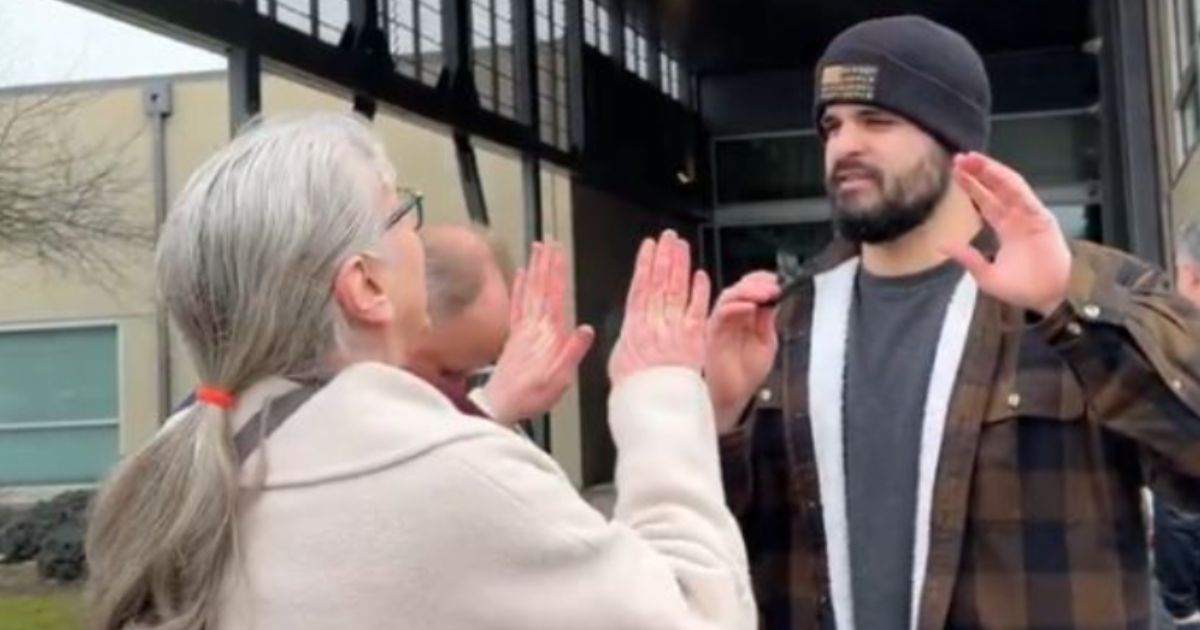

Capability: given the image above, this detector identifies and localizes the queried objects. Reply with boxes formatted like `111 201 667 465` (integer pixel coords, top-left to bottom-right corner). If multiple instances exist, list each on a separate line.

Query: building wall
539 164 583 486
0 72 586 488
569 181 700 486
0 83 161 479
162 76 233 414
1149 0 1200 257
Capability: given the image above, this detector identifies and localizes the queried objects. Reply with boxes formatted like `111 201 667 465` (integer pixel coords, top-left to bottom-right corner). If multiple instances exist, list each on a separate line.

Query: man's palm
944 153 1071 316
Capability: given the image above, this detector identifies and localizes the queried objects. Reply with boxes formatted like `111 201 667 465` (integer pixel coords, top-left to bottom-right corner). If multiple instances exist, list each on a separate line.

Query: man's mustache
827 159 884 188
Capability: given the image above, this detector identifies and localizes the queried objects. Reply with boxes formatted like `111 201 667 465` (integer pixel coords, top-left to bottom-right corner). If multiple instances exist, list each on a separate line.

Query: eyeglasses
385 188 424 231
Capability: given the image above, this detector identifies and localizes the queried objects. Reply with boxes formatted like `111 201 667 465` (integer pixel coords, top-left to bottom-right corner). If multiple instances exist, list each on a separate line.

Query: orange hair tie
196 386 236 410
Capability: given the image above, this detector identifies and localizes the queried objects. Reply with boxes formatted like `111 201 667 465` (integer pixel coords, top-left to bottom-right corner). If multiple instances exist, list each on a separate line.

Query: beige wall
7 75 245 449
0 83 161 454
540 165 583 487
0 72 586 484
162 77 234 421
476 139 527 260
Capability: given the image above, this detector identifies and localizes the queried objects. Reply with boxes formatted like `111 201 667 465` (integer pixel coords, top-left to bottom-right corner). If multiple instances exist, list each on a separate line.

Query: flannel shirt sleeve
1033 241 1200 509
717 337 791 520
719 406 758 517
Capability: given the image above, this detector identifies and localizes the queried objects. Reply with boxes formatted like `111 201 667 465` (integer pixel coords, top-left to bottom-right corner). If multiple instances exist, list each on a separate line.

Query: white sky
0 0 225 88
0 0 626 89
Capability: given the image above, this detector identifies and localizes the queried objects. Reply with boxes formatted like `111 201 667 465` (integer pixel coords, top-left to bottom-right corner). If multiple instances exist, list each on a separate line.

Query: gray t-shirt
843 259 964 630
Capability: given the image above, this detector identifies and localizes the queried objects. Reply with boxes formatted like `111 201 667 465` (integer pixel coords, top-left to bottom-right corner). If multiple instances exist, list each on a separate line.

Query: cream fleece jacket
212 362 756 630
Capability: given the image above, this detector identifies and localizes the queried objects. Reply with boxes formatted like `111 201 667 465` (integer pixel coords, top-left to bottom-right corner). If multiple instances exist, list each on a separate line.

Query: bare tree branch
0 86 153 281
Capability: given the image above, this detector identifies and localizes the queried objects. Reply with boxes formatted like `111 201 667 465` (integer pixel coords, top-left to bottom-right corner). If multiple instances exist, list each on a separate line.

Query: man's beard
826 149 951 245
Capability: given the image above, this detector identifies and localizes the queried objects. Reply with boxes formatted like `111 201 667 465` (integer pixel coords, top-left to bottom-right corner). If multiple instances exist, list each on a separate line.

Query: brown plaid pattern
720 237 1200 629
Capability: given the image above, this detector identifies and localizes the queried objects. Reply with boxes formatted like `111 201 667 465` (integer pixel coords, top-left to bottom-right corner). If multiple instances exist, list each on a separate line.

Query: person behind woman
83 112 755 630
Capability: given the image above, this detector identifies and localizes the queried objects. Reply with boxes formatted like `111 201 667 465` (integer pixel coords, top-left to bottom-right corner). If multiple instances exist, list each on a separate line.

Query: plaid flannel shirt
720 235 1200 629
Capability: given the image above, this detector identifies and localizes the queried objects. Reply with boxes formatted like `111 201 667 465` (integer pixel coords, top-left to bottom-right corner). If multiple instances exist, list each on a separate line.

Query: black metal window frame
659 51 682 100
1171 0 1200 167
379 0 448 86
256 0 348 43
71 0 688 168
470 0 517 117
535 0 568 148
581 0 610 56
622 23 648 78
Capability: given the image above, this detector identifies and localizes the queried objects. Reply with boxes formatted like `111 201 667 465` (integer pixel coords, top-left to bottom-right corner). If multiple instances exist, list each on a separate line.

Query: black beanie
813 15 992 152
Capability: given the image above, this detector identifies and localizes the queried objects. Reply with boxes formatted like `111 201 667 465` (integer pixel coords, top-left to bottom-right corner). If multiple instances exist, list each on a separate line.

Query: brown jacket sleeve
1034 241 1200 508
719 411 758 517
718 345 791 520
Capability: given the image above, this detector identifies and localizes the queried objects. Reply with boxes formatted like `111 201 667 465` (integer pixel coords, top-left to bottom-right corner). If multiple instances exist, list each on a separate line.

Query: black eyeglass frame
385 188 424 231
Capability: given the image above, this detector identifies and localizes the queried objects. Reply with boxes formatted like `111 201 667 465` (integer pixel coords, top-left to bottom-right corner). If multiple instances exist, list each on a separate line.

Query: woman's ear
332 255 394 328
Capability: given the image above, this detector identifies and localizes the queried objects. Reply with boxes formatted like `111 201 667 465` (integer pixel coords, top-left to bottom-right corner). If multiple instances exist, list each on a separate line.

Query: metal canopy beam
646 18 662 90
512 0 545 240
227 0 262 134
453 132 490 224
512 0 550 450
564 0 587 152
438 0 481 108
227 45 262 134
67 0 572 167
513 0 540 133
608 0 625 67
343 0 390 119
1096 0 1164 265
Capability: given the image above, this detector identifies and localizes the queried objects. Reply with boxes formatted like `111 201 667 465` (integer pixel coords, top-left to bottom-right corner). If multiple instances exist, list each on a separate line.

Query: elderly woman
83 113 755 630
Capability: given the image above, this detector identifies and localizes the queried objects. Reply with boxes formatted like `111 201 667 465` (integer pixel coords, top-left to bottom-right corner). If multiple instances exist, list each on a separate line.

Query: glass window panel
0 326 118 424
0 424 118 485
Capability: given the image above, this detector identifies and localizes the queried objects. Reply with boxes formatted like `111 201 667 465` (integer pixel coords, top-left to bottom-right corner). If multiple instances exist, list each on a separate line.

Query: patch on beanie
819 64 879 102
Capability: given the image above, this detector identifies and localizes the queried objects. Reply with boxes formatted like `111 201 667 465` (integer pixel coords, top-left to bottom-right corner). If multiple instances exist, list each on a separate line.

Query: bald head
423 224 514 324
409 223 514 382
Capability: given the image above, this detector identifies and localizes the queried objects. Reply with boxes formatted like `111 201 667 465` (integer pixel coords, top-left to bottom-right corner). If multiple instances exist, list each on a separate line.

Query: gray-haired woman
83 112 755 630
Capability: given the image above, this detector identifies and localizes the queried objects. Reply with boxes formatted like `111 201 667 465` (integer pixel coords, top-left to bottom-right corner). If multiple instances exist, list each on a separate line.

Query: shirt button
758 388 773 403
1066 322 1083 336
1007 393 1021 409
1172 379 1183 391
1082 304 1101 319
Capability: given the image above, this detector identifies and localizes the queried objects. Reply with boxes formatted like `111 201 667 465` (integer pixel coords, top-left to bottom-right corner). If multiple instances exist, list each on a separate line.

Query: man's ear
332 255 394 327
